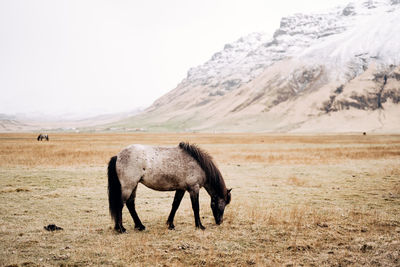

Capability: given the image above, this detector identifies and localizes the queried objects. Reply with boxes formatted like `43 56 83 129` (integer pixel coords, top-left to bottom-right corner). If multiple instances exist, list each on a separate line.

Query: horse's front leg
126 187 145 231
189 189 205 230
167 190 185 230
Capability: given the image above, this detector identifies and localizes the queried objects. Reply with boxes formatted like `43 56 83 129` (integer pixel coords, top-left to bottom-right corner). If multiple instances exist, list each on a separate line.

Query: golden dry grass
0 133 399 266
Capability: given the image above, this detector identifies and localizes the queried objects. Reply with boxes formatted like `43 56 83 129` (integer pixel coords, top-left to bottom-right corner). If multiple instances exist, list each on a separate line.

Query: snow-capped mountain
117 0 400 132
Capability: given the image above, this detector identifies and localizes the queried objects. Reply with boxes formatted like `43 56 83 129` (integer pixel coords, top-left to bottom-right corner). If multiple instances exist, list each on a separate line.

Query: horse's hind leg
126 187 145 231
167 190 185 230
115 207 126 233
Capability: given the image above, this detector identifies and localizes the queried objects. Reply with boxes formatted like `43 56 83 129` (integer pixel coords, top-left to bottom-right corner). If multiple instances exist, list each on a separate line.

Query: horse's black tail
107 156 122 223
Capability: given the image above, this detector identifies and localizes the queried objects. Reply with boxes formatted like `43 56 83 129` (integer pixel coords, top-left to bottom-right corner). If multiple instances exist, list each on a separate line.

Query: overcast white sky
0 0 351 117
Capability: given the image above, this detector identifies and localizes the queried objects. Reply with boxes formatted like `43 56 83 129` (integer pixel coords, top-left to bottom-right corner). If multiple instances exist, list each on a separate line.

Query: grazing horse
37 134 49 141
107 142 231 233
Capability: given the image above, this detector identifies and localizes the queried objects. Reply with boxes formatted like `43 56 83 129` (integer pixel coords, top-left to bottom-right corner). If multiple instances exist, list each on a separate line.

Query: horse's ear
226 188 232 204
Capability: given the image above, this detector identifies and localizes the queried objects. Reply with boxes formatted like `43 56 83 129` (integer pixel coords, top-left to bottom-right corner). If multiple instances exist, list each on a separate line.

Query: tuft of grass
286 176 307 187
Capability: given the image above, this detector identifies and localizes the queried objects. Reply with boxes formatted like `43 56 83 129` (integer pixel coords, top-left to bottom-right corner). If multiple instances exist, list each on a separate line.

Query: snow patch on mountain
185 0 400 92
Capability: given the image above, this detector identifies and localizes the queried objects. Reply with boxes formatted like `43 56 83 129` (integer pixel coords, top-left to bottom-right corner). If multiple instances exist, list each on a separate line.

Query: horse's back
116 144 206 198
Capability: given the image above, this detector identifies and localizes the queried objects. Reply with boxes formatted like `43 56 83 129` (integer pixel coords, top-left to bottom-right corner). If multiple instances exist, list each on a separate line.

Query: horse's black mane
179 142 227 199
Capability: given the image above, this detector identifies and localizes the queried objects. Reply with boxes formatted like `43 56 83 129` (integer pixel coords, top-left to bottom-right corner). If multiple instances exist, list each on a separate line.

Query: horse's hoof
196 225 206 230
115 227 126 233
168 224 175 230
135 225 146 231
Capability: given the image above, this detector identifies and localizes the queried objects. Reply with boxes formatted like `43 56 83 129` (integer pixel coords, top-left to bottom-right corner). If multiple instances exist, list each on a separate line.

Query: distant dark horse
37 134 49 141
107 142 231 233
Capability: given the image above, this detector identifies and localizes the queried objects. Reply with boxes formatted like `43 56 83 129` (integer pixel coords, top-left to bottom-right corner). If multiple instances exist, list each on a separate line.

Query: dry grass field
0 133 399 266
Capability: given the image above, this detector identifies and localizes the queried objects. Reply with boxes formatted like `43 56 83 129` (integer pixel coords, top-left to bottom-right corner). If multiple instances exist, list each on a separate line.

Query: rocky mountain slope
113 0 400 132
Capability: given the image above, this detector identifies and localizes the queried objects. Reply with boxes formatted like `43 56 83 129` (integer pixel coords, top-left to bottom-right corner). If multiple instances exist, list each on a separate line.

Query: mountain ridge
116 0 399 132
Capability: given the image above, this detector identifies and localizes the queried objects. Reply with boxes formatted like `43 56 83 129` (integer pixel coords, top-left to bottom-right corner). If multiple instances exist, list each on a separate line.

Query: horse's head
211 188 232 225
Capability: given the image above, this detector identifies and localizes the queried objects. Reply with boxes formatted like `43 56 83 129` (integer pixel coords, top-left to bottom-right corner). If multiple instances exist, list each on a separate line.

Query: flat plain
0 133 399 266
